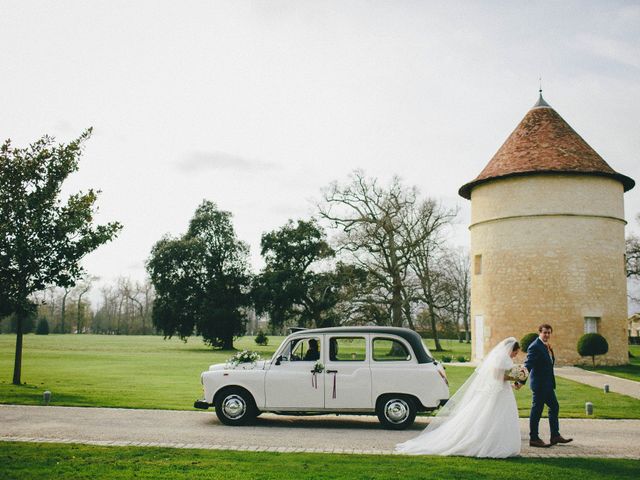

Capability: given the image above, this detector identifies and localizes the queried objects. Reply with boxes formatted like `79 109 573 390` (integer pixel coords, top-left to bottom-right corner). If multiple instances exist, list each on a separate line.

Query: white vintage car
194 326 450 429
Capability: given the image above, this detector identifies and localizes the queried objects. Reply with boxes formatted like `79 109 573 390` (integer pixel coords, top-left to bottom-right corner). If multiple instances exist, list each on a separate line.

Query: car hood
208 360 268 371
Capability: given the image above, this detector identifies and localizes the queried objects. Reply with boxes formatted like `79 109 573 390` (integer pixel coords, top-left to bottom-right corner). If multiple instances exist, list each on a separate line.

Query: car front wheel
214 388 257 426
376 395 417 430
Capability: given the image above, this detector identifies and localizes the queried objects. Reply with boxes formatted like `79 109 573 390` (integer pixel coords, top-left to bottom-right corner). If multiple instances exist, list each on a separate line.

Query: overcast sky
2 1 639 306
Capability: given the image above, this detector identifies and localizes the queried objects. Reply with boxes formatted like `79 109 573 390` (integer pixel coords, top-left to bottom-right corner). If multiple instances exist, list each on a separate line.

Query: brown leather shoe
550 435 573 445
529 438 551 448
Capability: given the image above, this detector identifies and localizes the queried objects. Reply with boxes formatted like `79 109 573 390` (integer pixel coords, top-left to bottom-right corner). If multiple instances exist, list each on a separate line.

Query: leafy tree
147 201 251 350
520 332 538 352
254 330 269 346
35 318 49 335
253 219 340 329
0 130 122 384
577 333 609 366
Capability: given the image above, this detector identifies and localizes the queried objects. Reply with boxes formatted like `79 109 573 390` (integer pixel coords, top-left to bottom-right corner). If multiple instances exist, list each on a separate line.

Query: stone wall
469 174 629 365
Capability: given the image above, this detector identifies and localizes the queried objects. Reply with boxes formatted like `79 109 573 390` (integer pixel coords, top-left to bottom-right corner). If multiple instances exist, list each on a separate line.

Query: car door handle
326 369 338 374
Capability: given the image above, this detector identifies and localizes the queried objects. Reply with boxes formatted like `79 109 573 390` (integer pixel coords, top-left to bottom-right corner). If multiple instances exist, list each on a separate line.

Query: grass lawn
1 442 638 480
422 337 473 362
1 334 639 418
442 365 640 419
579 345 640 382
0 334 284 410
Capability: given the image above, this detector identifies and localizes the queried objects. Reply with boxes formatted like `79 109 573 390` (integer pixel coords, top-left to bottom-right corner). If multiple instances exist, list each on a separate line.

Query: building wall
469 174 628 365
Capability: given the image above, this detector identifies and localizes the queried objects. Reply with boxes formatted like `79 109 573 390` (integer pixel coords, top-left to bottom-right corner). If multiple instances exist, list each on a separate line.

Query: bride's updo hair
512 341 520 353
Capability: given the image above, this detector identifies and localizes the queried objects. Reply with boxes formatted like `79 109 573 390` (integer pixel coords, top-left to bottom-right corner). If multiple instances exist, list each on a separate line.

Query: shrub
456 355 468 363
520 332 538 352
35 318 50 335
254 330 269 346
441 355 452 363
577 333 609 366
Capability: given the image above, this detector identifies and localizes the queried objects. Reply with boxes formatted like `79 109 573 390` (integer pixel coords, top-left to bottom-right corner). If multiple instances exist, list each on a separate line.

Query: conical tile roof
458 95 635 199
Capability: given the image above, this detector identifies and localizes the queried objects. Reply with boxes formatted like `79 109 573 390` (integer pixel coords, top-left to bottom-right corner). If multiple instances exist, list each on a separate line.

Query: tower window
584 317 599 334
474 254 482 275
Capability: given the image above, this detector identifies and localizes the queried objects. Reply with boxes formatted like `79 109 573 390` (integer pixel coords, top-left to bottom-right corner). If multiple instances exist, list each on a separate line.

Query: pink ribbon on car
332 372 337 399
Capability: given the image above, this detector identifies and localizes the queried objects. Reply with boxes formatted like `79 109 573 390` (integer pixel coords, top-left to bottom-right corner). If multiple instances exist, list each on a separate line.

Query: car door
264 336 325 409
324 334 372 409
370 335 417 401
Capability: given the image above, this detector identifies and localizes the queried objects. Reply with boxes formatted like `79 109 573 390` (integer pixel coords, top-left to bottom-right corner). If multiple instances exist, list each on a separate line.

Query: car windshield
275 336 320 362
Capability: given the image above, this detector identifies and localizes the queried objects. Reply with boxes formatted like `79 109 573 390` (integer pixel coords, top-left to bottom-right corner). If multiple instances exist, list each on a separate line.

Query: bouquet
509 365 529 382
227 350 261 366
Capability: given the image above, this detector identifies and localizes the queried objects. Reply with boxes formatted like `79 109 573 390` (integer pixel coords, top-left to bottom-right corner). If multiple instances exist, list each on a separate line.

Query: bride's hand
512 382 522 390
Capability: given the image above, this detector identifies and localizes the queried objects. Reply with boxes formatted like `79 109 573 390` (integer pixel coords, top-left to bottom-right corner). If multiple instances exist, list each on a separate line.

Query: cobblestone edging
2 435 639 459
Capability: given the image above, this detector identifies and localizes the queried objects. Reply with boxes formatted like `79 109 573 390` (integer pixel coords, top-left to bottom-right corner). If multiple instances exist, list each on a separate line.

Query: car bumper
194 400 210 410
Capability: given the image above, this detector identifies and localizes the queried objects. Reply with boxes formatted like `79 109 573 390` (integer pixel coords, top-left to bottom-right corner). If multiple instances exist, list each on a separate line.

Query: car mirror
275 355 285 365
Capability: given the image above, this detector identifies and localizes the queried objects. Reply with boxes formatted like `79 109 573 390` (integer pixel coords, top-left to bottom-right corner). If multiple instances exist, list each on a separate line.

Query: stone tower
458 94 635 366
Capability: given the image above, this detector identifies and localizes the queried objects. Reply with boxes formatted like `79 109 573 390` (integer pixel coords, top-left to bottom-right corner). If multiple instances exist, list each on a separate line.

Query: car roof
288 326 434 364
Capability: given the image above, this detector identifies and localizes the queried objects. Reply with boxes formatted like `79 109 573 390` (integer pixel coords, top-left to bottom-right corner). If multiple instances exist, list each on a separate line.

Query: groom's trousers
530 388 559 440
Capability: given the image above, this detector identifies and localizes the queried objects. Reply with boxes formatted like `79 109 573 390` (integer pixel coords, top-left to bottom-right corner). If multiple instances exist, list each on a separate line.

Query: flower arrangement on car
226 350 261 368
311 361 324 389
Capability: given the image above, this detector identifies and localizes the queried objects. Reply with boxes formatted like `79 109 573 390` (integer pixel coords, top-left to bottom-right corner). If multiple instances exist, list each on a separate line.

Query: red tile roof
458 97 635 199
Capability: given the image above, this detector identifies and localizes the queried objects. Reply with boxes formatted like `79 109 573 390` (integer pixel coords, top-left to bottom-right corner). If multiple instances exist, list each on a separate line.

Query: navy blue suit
523 337 560 440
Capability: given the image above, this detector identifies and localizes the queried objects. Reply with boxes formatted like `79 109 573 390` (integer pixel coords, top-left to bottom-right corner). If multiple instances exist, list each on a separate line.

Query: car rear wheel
214 388 257 426
376 395 417 430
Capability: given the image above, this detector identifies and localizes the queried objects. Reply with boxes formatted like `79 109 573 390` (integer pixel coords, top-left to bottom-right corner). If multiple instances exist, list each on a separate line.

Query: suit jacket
523 337 556 392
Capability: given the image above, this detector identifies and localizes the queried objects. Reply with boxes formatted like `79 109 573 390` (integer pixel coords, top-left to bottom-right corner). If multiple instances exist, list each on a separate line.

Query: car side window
372 337 411 361
329 337 366 361
288 337 321 362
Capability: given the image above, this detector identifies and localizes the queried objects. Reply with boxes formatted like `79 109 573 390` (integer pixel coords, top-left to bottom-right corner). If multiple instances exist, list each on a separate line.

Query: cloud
177 151 279 173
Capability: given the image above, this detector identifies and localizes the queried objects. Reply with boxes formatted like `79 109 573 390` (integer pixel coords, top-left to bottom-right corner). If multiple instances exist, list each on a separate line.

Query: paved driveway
1 405 639 458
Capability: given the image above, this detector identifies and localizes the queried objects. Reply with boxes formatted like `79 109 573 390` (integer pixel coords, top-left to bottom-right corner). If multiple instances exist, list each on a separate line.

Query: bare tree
319 171 416 326
126 279 155 334
627 214 640 279
444 248 471 343
74 277 94 334
60 286 71 333
401 199 458 350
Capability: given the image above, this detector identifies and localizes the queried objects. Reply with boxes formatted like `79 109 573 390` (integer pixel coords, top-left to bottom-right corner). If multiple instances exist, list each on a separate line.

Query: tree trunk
391 277 403 327
61 290 68 333
12 310 25 385
76 294 84 334
402 300 414 330
428 303 443 351
223 336 234 350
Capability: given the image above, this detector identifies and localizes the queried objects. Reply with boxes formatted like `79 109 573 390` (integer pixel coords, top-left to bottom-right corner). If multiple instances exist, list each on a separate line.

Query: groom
517 323 573 448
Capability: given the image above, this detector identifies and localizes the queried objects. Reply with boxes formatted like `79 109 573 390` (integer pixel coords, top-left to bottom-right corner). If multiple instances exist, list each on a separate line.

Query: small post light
603 384 610 393
43 390 51 405
585 401 593 415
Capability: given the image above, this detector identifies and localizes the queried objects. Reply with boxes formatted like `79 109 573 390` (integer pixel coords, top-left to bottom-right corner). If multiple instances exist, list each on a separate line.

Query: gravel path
1 405 639 459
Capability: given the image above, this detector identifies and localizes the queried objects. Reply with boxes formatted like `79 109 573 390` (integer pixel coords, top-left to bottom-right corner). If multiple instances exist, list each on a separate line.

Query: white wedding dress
396 337 521 458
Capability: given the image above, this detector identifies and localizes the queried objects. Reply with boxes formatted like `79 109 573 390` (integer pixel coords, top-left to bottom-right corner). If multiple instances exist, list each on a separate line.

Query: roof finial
539 76 543 95
533 76 550 108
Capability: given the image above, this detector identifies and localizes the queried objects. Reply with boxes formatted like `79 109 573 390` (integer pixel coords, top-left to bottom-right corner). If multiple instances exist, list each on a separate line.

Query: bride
396 337 522 458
